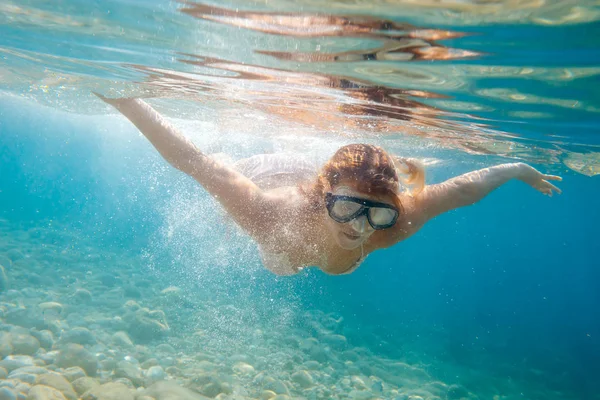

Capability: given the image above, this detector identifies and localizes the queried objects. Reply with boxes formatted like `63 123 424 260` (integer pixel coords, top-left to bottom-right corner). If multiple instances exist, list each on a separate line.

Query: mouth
342 232 362 241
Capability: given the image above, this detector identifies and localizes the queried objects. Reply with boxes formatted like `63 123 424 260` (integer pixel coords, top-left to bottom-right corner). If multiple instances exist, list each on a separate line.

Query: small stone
113 360 143 387
0 355 35 372
0 387 17 400
111 332 134 348
8 372 37 383
125 308 170 343
0 366 7 379
56 344 98 377
58 328 96 346
61 367 86 382
263 378 289 395
34 374 76 400
140 381 208 400
291 370 313 388
260 391 277 400
141 358 159 369
71 377 98 396
321 334 348 350
38 303 63 314
303 361 320 370
72 289 92 303
447 384 470 400
10 332 40 356
348 390 375 400
26 385 67 400
30 331 54 350
156 344 175 354
232 362 254 376
145 366 167 386
81 382 133 400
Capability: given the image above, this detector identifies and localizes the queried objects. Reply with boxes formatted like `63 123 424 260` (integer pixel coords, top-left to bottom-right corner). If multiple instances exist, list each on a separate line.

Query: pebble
0 356 35 372
58 328 96 346
113 360 143 387
61 367 86 383
144 365 167 386
71 378 98 396
291 370 313 388
35 374 77 400
55 344 98 377
81 382 133 400
0 387 16 400
111 332 133 348
26 385 67 400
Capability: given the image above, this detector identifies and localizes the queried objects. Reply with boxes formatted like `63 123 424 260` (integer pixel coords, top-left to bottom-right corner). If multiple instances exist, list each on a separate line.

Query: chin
336 231 367 250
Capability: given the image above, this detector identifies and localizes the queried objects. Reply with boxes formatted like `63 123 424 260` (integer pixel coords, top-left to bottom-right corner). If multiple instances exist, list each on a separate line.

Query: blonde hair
302 144 426 210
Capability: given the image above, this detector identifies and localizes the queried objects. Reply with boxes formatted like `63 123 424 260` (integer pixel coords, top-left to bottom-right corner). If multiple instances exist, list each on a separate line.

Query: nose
349 215 372 234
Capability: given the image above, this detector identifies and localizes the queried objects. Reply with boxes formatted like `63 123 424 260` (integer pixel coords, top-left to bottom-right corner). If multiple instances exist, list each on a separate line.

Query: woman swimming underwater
97 95 562 276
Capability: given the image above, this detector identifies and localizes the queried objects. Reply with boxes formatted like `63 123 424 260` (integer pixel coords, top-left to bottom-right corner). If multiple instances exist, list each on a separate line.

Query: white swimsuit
233 153 367 276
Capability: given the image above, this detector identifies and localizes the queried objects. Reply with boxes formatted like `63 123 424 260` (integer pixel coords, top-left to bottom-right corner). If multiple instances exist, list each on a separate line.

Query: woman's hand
516 163 562 196
92 92 133 109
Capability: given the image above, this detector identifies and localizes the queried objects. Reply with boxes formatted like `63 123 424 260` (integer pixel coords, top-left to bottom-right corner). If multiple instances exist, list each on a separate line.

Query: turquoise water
1 1 599 399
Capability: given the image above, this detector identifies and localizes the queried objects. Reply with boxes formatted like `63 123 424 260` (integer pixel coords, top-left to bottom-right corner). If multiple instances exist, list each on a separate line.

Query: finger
543 174 562 181
543 180 562 195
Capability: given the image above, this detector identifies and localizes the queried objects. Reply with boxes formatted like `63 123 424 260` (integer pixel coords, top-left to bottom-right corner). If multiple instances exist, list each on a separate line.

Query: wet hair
302 144 425 211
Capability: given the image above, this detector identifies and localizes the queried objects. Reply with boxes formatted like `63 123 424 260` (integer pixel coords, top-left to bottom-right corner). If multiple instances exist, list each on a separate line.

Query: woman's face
324 184 396 250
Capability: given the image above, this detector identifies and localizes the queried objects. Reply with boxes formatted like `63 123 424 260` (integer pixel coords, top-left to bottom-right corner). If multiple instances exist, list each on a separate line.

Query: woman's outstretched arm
417 162 562 219
96 95 278 236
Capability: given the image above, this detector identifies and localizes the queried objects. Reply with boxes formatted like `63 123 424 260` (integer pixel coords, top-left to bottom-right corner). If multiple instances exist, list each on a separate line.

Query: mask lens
369 207 397 227
330 200 363 220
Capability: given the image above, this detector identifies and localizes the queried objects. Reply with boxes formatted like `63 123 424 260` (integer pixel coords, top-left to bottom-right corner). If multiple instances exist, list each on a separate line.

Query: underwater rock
10 332 41 356
124 285 142 299
0 366 7 379
321 334 348 350
6 250 24 263
447 384 470 400
81 382 133 400
97 273 120 288
0 387 17 400
291 370 313 388
30 330 54 350
72 289 92 303
139 381 212 400
34 374 77 400
71 377 99 396
0 355 35 372
26 384 67 400
259 390 277 400
0 264 8 293
123 306 170 343
262 377 289 396
232 362 254 376
112 331 134 348
0 332 14 358
141 358 159 369
38 302 63 315
4 307 46 330
61 367 86 382
57 327 96 346
113 360 144 387
144 365 167 386
55 344 98 377
188 373 233 398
